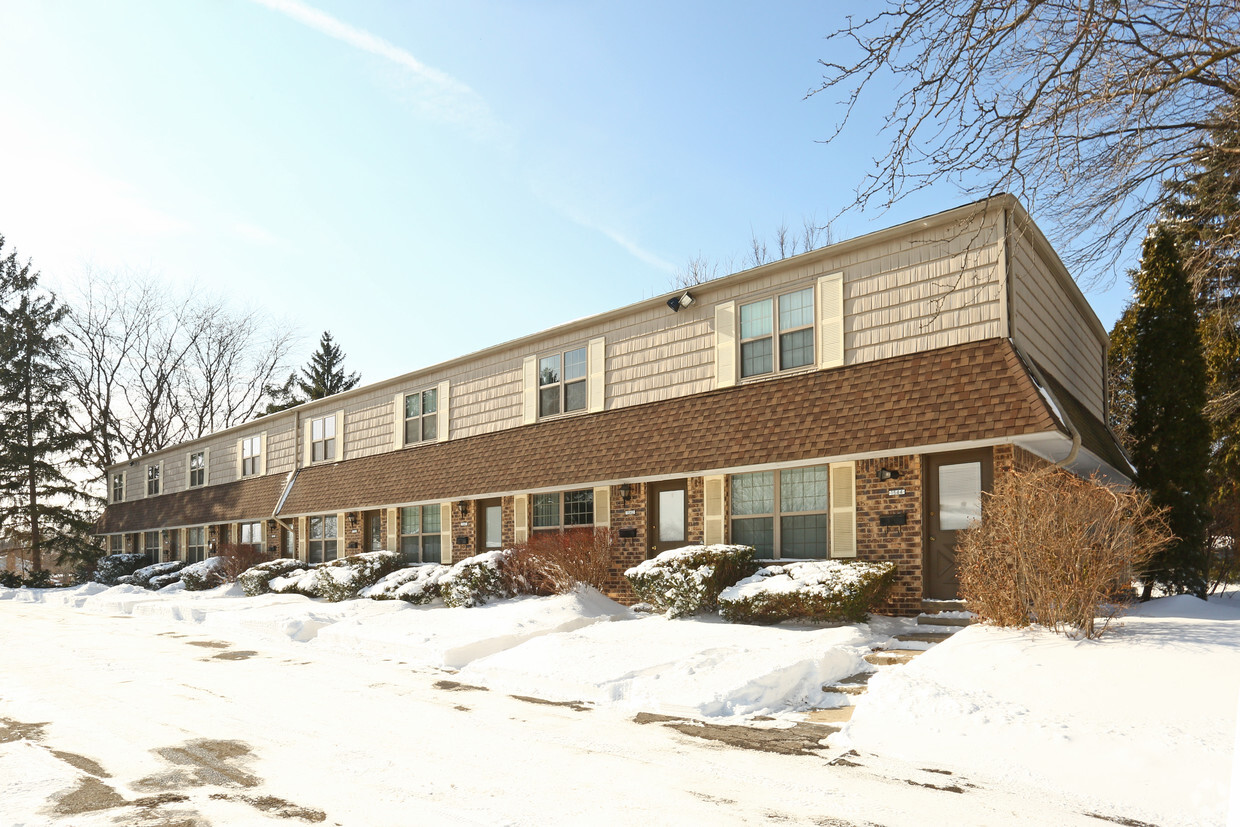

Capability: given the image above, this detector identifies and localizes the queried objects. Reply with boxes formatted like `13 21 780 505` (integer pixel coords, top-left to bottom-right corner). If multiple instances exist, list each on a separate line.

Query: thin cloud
248 0 498 137
594 224 676 273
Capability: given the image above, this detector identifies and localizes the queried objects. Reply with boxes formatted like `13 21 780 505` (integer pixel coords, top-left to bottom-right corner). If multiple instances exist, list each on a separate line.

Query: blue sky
0 0 1133 384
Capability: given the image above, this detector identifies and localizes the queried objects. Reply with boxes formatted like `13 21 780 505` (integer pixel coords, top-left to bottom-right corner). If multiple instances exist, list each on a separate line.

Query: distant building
95 196 1128 613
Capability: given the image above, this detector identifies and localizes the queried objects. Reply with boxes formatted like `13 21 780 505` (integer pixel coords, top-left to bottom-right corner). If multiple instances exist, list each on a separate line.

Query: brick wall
994 443 1048 476
686 476 705 545
855 455 924 617
449 500 477 562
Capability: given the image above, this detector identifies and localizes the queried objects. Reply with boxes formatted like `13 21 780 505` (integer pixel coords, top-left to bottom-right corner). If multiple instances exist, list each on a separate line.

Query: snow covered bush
129 560 186 589
624 545 758 618
958 468 1173 638
238 558 309 597
94 553 146 585
265 552 402 602
718 560 897 624
149 573 184 590
441 551 512 607
362 564 449 604
504 528 614 594
181 556 228 591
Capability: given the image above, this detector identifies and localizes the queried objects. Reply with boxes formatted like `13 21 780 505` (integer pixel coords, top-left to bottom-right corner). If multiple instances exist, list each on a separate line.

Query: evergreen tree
296 331 360 401
1106 301 1138 453
1130 227 1211 599
0 237 98 572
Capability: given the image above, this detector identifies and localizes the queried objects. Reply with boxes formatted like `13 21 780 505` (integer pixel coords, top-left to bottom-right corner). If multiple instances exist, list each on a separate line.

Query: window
143 530 161 564
731 467 828 559
532 490 594 531
189 451 206 487
307 515 338 564
186 527 207 563
404 389 438 444
739 287 815 378
399 505 442 564
241 437 261 477
108 535 122 554
239 521 263 554
146 464 160 496
310 415 336 462
538 347 587 417
111 472 124 503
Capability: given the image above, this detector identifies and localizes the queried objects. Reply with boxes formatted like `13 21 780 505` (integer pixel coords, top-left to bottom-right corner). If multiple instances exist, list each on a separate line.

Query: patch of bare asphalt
134 739 260 791
509 695 592 712
904 778 964 794
1085 813 1160 827
0 715 49 743
50 749 111 777
454 705 471 712
185 640 230 649
52 777 128 814
633 712 836 756
433 679 488 692
210 792 326 822
208 650 258 661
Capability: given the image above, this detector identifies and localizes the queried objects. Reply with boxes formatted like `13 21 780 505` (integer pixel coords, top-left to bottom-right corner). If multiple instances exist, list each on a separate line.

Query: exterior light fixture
666 292 695 312
458 500 469 516
878 467 901 481
620 483 632 503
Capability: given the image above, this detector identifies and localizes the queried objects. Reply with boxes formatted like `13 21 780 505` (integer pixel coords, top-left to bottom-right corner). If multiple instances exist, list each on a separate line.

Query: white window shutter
439 502 454 564
829 461 857 558
715 301 736 388
386 507 398 553
298 517 308 561
302 420 312 467
336 512 346 556
259 431 268 476
593 486 610 528
587 337 606 413
522 356 538 425
203 448 210 485
513 494 529 544
703 475 725 545
393 393 404 449
818 273 844 369
437 380 450 442
335 411 345 462
235 439 244 480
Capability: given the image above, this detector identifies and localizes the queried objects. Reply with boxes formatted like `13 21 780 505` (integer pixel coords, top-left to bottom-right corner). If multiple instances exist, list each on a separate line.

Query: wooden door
924 448 993 600
646 480 688 558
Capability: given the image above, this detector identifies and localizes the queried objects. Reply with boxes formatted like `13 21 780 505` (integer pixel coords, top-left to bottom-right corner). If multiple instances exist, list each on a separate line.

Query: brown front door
924 448 994 600
646 480 688 558
476 498 503 553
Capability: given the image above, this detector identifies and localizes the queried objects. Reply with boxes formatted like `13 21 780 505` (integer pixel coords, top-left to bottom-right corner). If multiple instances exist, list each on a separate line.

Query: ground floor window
532 490 593 532
731 467 828 559
307 516 338 564
399 505 441 564
108 535 122 554
143 531 160 565
239 521 264 555
186 527 207 563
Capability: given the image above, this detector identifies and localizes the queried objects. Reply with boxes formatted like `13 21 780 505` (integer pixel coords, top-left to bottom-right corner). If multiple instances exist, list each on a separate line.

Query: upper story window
146 464 161 496
539 347 587 417
731 467 828 559
241 436 261 477
532 489 594 531
188 451 206 487
111 472 124 503
310 415 336 462
404 389 438 444
739 287 815 378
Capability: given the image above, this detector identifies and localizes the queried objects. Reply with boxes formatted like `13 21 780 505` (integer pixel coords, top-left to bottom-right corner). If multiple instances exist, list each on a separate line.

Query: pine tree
0 237 98 572
296 331 360 401
1130 226 1212 599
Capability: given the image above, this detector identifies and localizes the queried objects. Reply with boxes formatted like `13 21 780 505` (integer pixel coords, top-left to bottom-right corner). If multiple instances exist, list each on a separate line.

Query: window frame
108 535 123 554
111 471 124 503
531 489 595 532
309 415 337 463
188 450 206 488
403 388 439 445
730 466 829 560
398 505 442 564
146 463 161 497
240 436 261 477
738 285 816 379
143 530 161 564
186 526 207 564
307 515 338 564
537 346 588 418
238 521 264 554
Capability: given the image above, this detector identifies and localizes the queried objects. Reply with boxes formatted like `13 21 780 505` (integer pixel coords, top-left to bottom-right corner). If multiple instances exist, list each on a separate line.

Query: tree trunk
24 324 41 573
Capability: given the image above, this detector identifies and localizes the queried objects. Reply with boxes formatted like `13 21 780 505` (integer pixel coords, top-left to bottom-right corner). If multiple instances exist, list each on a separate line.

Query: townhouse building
95 196 1130 614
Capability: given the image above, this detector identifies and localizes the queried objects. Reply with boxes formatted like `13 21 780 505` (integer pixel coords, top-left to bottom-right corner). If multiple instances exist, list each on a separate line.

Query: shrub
181 556 229 591
718 560 897 624
958 467 1173 638
217 543 272 583
440 551 512 608
503 528 615 595
624 545 759 618
306 551 402 602
130 560 186 589
149 573 184 590
238 558 310 597
362 564 449 603
94 553 146 585
0 571 24 588
23 570 54 589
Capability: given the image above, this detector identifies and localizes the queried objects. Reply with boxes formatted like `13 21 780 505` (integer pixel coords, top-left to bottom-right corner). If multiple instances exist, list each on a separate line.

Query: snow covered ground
0 582 1235 825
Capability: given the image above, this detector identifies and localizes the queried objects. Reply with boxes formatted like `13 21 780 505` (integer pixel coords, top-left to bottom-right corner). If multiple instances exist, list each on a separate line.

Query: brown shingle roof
96 474 287 534
277 338 1060 515
1033 362 1133 475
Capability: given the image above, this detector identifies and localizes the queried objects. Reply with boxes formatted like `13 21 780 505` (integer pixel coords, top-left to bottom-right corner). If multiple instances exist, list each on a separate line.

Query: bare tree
671 216 832 290
812 1 1240 283
60 272 297 485
747 229 769 268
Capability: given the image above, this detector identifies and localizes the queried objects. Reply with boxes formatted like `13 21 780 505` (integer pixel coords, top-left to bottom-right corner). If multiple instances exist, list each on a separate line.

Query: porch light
878 467 901 481
666 292 694 312
620 483 632 503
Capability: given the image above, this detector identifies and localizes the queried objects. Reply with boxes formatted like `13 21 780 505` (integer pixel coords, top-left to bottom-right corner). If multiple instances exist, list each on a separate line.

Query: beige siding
265 424 297 475
1009 222 1107 417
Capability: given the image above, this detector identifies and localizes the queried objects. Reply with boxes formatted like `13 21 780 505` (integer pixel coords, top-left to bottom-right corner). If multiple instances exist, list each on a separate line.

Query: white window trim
531 489 596 531
237 433 266 478
145 461 163 498
738 285 818 380
398 385 446 447
111 470 126 504
730 466 830 560
304 411 344 465
187 448 210 489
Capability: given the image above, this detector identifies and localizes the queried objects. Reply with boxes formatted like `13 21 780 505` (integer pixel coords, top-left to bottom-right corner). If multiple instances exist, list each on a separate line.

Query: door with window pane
646 480 687 558
924 449 993 599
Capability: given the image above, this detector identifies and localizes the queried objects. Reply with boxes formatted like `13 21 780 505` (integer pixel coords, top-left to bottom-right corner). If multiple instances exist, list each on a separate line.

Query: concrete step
863 649 922 666
894 631 957 644
921 599 967 613
805 706 854 725
916 614 973 627
822 671 874 696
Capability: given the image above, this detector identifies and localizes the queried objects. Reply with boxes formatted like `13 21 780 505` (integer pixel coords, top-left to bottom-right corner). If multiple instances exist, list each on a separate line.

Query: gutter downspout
1011 339 1081 468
